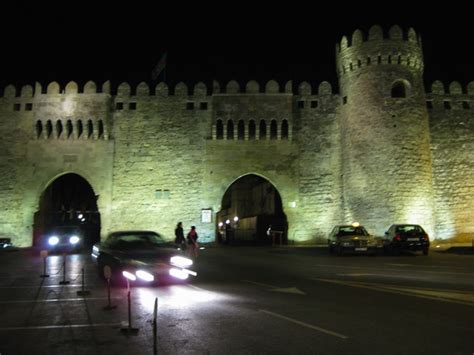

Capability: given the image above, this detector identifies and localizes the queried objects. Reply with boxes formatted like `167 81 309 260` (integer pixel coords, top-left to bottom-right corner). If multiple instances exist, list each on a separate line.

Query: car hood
111 248 182 265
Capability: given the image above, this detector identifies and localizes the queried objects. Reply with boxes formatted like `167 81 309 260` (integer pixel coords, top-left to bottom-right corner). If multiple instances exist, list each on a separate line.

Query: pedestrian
186 226 199 258
174 222 186 250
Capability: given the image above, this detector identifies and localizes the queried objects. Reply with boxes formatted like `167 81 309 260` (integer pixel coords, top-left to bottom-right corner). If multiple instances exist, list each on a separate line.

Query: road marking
270 287 306 295
0 297 121 304
242 280 306 295
259 309 348 339
312 278 474 306
0 323 122 331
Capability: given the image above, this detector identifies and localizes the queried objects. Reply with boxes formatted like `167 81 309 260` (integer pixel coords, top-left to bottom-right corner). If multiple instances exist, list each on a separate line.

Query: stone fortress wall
0 24 472 246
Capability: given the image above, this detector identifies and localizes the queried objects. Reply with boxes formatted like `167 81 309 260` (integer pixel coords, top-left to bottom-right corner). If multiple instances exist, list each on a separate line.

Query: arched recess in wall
391 79 411 98
33 173 101 248
248 120 256 140
216 119 223 139
216 174 288 246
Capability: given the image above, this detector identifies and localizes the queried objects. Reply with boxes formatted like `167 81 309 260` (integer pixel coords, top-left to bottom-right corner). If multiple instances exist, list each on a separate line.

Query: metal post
121 278 139 334
59 253 70 285
40 250 49 278
77 267 90 296
103 278 117 310
153 297 158 354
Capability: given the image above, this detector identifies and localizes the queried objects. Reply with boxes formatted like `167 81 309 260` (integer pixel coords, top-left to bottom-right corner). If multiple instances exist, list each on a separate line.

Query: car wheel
422 248 429 256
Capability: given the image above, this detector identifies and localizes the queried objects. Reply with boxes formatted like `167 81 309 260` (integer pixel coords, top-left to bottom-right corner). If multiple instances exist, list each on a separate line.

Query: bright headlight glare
169 268 189 280
48 236 59 246
122 270 136 281
69 236 80 244
170 256 193 268
136 270 154 282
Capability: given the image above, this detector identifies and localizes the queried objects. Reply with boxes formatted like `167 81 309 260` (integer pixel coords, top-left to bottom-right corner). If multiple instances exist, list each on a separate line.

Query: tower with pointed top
336 25 435 236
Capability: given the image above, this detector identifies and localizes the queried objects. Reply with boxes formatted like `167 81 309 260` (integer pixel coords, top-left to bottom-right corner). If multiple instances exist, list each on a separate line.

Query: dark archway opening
33 173 101 249
216 174 287 246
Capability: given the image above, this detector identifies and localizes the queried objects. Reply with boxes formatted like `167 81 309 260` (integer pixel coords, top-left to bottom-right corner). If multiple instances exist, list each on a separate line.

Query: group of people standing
174 222 199 258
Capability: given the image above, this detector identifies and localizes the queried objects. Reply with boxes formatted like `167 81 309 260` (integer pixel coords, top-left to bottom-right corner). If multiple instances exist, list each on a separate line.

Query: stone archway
33 173 100 247
216 174 288 245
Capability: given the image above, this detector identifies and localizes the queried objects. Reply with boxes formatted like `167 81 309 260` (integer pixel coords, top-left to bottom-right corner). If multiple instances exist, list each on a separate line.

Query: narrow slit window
66 120 73 138
226 120 234 140
248 120 256 140
237 120 245 140
259 120 266 139
77 120 83 138
281 120 289 140
216 120 223 139
36 120 43 139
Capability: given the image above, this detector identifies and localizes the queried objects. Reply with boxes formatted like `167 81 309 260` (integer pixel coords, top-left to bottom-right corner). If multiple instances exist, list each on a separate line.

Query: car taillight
394 235 401 242
423 234 429 241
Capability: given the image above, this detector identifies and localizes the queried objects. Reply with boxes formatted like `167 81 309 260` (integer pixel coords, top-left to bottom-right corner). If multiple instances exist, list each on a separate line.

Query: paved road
0 246 473 354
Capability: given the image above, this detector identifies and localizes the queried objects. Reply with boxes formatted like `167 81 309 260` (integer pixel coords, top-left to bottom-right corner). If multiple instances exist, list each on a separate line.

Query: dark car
383 224 430 255
0 237 13 249
91 230 196 285
42 225 83 253
328 224 383 255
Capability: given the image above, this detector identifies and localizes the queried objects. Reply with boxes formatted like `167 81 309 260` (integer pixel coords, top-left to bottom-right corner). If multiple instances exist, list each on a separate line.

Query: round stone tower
336 25 435 237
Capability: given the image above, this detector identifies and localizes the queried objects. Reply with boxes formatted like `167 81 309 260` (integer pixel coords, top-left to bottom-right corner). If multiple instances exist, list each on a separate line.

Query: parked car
42 225 83 253
0 237 13 249
328 224 383 255
91 230 196 285
383 224 430 255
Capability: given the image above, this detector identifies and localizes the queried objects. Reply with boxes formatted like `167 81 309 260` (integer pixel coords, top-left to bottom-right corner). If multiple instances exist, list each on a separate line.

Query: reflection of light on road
136 285 230 313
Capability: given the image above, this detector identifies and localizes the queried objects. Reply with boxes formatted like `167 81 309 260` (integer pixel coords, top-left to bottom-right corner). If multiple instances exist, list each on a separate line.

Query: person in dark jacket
174 222 186 250
186 226 199 258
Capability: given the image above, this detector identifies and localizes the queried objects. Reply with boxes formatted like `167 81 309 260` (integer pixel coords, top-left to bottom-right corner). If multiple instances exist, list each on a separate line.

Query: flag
151 52 167 80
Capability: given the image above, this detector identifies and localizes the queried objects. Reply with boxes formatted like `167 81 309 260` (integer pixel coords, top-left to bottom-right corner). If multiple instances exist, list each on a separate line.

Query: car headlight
170 256 193 268
69 236 80 245
136 270 154 282
48 236 59 246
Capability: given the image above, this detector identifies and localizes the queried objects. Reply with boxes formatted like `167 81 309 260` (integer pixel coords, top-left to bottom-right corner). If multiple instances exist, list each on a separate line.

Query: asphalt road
0 246 473 354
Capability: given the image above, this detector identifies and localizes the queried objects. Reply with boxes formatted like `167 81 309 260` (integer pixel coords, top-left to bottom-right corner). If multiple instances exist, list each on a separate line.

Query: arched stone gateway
216 174 288 245
33 173 101 248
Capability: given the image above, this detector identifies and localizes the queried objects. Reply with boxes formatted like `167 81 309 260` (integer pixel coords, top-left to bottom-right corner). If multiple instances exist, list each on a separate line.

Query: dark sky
1 5 472 93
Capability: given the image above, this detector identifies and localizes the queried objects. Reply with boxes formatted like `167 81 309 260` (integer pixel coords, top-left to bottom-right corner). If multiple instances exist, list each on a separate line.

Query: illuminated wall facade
0 25 473 246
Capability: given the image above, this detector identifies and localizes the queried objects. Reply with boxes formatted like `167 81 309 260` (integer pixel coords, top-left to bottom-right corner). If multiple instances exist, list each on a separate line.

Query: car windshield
337 226 368 236
107 232 167 249
395 225 423 233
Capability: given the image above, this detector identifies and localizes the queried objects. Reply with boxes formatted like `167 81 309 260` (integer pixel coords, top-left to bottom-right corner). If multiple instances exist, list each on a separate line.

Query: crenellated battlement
425 80 474 111
336 25 424 77
1 79 337 99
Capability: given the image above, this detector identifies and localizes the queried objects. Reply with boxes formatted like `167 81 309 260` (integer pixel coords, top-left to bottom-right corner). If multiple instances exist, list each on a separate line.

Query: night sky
1 5 472 93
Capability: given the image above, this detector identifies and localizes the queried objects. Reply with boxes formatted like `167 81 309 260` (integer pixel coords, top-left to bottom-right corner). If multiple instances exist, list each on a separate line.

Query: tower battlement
336 25 423 78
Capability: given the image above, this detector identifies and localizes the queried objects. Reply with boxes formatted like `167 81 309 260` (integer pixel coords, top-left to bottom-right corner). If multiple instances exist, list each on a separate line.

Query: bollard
120 272 139 334
102 266 117 310
40 250 49 278
77 267 91 296
59 253 70 285
153 297 158 354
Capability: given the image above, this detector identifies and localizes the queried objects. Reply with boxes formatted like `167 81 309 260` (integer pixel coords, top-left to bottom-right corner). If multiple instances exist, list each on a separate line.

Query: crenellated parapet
2 79 339 99
426 80 474 110
336 25 424 78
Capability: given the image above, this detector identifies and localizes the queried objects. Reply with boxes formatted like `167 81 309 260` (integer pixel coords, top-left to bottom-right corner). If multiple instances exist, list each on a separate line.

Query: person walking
174 222 186 250
186 226 199 258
